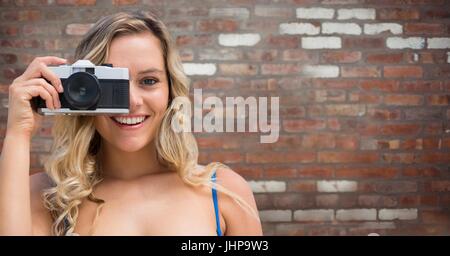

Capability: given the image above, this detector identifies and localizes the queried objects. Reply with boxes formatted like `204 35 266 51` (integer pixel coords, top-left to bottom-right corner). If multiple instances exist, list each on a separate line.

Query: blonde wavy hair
42 11 257 236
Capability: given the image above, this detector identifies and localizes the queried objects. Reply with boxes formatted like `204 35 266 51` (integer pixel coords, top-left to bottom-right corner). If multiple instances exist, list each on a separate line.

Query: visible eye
141 78 158 86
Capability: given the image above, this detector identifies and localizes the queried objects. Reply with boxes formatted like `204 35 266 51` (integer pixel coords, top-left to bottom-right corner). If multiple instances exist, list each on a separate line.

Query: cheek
146 87 170 115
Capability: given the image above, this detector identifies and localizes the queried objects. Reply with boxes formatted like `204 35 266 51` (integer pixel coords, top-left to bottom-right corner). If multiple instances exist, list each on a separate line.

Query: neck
98 140 168 181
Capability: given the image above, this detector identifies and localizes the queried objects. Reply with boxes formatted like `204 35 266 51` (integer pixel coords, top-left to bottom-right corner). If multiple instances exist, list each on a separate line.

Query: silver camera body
34 60 130 115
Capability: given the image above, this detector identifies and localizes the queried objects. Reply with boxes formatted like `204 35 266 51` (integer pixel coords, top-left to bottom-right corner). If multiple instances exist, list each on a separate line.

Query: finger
22 78 60 108
22 56 67 81
29 78 61 108
23 85 55 110
33 56 67 66
40 64 63 93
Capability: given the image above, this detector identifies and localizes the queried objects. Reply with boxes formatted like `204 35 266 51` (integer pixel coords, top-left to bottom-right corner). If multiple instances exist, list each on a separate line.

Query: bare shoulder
214 166 263 236
29 172 53 235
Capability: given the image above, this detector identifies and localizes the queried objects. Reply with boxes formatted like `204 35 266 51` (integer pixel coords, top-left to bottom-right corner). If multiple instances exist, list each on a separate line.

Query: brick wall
0 0 449 235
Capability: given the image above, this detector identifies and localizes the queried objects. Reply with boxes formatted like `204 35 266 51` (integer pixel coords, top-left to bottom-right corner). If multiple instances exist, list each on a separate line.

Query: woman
0 11 262 236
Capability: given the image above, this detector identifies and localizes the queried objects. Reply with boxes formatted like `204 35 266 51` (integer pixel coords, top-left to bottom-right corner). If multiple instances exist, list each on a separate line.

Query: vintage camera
34 60 129 115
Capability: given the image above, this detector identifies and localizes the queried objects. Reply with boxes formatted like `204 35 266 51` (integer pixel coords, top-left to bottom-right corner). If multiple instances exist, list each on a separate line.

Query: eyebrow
138 68 164 74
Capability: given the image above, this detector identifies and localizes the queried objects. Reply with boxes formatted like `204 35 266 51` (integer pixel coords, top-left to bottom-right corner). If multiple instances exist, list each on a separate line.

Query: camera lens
64 72 100 110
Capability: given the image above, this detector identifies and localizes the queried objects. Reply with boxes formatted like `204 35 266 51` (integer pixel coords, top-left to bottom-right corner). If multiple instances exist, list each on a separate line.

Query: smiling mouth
110 115 150 126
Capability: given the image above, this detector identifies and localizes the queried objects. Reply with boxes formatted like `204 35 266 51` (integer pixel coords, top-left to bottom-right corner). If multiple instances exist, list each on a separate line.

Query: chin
113 138 151 153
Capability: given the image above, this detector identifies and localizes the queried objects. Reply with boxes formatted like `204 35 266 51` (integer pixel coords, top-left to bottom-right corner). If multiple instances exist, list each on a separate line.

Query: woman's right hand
6 56 67 139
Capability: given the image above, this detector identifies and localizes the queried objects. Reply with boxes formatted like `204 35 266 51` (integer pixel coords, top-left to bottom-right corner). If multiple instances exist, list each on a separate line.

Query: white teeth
113 116 146 125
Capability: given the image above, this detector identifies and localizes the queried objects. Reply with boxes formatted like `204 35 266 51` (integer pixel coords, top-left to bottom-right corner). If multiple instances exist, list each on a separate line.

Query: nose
129 80 143 112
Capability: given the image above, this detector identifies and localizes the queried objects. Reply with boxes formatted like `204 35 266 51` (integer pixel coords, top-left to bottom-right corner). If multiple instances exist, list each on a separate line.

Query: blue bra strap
212 171 222 236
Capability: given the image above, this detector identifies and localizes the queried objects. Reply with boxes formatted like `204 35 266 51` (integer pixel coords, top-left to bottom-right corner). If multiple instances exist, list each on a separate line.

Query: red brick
302 133 335 149
360 80 400 92
403 167 441 177
283 119 326 132
366 53 404 64
405 23 446 35
246 152 316 164
443 137 450 149
384 66 423 78
380 124 421 136
231 165 263 180
421 210 450 224
382 153 415 164
372 181 418 194
335 135 359 150
245 49 278 62
196 136 240 149
197 19 238 32
280 106 306 118
0 39 39 48
0 53 17 64
193 77 234 90
264 168 297 179
427 94 450 105
321 51 361 63
378 8 420 20
418 153 450 164
367 108 401 120
297 166 334 179
398 195 439 207
206 151 243 164
342 67 380 78
283 50 315 62
402 81 442 92
219 64 258 76
287 180 316 192
0 25 18 36
349 92 382 104
1 10 41 21
176 35 213 47
275 224 307 236
266 35 299 49
112 0 137 5
318 152 379 164
384 94 423 105
335 167 398 179
316 194 339 207
424 9 450 19
343 38 384 49
56 0 96 5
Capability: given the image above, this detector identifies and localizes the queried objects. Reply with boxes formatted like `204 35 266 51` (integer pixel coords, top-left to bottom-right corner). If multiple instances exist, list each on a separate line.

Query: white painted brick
279 22 320 35
296 7 335 19
302 36 342 49
322 22 362 35
302 65 340 78
379 208 418 220
209 8 249 19
337 8 376 20
294 209 334 222
259 210 292 222
317 180 357 192
336 209 377 221
364 23 403 35
182 63 217 76
427 37 450 49
447 52 450 63
218 33 261 47
386 37 425 49
249 180 286 193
